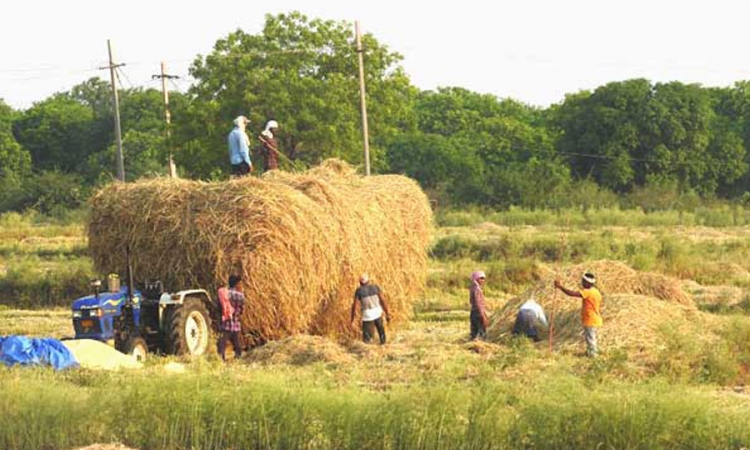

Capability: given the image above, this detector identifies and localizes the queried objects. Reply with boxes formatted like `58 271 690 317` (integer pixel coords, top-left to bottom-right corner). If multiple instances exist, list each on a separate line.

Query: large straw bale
88 160 432 342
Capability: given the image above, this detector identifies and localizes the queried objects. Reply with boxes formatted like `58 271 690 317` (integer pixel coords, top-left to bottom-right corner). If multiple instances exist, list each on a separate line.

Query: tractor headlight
72 311 82 318
92 308 104 318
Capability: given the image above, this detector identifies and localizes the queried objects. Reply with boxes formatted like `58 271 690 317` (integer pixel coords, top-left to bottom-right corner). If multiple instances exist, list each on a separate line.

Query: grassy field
2 315 750 449
2 208 750 449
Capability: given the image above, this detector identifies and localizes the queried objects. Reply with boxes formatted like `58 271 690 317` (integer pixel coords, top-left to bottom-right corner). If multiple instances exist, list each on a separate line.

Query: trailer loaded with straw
85 160 433 350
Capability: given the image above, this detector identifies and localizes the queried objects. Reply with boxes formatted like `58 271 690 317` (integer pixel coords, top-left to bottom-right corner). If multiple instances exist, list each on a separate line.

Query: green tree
85 88 186 182
553 79 746 196
13 94 102 173
408 87 566 207
709 83 750 197
177 12 415 178
553 79 653 192
0 99 30 178
386 132 484 205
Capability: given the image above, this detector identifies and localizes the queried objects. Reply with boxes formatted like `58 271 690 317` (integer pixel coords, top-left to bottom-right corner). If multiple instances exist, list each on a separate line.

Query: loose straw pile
487 260 709 360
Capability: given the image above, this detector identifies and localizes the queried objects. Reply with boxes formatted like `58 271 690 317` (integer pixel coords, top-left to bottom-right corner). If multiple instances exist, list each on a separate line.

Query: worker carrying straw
351 273 390 345
258 119 281 173
227 115 253 177
554 272 603 357
469 271 489 340
512 297 548 342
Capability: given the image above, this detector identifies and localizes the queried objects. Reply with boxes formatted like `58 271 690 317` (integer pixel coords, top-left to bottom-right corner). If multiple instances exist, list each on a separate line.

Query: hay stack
518 293 716 362
88 160 432 342
487 260 697 356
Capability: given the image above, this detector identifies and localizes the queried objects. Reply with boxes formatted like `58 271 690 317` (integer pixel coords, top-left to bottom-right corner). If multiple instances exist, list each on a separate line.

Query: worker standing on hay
554 272 602 357
351 273 390 345
227 115 253 177
512 297 548 342
258 119 281 172
469 271 489 340
217 274 246 361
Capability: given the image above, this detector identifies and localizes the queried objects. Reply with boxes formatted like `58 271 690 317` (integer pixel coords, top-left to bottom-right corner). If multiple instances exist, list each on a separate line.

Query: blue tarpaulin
0 336 79 370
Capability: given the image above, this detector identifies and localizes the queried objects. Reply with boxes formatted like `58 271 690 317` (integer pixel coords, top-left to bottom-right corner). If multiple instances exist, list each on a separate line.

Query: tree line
2 12 750 215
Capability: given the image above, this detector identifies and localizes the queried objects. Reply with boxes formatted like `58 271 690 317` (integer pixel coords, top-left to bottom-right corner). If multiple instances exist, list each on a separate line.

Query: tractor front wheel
122 336 148 362
164 297 213 356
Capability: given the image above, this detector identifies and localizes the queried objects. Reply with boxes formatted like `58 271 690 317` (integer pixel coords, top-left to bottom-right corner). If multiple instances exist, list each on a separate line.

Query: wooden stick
258 135 303 171
549 217 569 353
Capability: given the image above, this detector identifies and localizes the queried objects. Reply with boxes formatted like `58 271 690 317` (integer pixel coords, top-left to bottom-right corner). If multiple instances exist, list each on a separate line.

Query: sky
3 0 750 110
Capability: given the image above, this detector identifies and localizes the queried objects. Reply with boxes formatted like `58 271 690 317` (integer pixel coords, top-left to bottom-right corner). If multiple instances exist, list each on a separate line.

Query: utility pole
102 40 126 182
355 21 371 176
152 62 179 178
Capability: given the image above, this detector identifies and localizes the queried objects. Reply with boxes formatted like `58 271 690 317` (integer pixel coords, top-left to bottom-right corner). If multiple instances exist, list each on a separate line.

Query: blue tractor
71 275 218 360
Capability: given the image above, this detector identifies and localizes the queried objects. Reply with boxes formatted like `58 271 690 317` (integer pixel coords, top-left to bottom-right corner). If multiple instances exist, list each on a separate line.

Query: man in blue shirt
227 115 253 176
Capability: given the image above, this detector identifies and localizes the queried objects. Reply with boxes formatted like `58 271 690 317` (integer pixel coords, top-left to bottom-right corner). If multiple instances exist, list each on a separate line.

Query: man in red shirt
554 272 602 357
217 275 245 361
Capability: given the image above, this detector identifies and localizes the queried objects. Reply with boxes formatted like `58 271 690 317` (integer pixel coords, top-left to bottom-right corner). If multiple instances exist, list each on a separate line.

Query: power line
116 66 135 90
168 78 182 92
0 65 100 75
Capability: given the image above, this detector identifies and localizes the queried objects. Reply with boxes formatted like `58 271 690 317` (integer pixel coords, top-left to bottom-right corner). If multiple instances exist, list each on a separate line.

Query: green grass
0 211 92 308
0 362 749 450
432 226 750 287
0 309 71 338
436 206 750 229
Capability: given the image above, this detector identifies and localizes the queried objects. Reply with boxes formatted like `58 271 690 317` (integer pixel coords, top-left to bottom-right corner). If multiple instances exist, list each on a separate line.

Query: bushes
0 171 89 215
0 258 94 308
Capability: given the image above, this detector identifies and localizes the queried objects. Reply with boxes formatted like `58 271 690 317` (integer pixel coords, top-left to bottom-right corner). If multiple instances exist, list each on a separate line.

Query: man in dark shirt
351 273 390 345
217 274 245 361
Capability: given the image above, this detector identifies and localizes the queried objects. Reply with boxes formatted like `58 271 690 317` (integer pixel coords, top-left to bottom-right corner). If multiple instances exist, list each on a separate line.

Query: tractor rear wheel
164 297 213 356
122 336 148 362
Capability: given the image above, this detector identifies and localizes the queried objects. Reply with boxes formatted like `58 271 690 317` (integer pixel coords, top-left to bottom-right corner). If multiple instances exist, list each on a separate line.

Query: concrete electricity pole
102 40 126 182
153 62 179 178
355 21 371 176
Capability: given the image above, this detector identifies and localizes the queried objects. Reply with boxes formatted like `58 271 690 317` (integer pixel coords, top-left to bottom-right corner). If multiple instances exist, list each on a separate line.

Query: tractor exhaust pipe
126 245 135 305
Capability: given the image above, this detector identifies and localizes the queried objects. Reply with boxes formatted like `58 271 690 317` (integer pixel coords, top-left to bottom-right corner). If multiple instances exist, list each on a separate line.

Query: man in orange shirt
554 272 602 357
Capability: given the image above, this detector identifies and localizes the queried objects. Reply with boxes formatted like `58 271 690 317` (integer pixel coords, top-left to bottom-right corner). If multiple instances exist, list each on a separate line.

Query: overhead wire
116 66 134 90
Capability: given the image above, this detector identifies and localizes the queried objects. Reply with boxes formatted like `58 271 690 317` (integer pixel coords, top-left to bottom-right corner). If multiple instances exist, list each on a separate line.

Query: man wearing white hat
554 272 603 357
227 115 253 176
351 273 390 344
